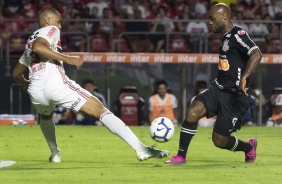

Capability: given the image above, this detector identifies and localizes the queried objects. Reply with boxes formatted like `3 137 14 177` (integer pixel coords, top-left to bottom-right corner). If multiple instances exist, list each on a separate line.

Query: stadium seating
10 37 26 53
91 35 110 52
169 35 190 53
269 38 281 53
113 86 144 126
208 34 222 53
113 38 130 52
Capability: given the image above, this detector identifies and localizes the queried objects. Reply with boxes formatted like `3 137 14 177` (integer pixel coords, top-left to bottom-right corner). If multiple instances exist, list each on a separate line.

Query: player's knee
80 97 107 118
187 108 201 122
186 101 206 122
90 105 109 119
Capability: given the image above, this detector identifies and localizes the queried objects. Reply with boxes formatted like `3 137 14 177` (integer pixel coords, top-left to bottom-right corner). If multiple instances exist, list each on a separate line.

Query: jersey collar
223 25 236 36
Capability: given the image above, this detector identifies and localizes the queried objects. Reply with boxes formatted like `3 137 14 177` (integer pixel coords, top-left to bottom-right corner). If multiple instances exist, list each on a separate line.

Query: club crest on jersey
222 39 229 52
238 30 245 35
47 27 57 38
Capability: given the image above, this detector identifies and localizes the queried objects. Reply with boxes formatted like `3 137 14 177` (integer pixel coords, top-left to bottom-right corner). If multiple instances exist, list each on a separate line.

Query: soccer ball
149 117 175 143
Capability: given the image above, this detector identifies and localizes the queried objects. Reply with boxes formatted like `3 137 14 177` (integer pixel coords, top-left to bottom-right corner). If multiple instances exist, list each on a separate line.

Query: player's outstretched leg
100 111 170 161
40 115 61 163
80 97 169 161
245 138 257 163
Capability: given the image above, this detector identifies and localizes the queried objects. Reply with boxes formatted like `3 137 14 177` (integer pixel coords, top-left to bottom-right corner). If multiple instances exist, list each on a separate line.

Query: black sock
177 120 197 159
224 136 252 153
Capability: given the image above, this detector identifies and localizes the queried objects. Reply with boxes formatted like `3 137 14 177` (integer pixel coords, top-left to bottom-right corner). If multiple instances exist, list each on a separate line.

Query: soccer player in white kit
12 7 169 163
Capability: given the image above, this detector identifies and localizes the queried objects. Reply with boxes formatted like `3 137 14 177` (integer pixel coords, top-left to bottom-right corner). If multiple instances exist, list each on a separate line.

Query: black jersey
212 26 258 93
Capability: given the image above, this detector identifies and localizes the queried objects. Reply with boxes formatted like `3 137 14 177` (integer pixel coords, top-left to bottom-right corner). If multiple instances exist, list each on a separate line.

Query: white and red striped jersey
19 26 65 91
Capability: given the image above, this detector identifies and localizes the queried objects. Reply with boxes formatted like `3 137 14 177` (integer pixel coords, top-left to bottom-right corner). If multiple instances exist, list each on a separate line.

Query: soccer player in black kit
165 3 262 164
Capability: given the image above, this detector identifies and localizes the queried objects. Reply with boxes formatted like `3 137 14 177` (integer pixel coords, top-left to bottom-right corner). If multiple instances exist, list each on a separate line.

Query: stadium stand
0 0 280 54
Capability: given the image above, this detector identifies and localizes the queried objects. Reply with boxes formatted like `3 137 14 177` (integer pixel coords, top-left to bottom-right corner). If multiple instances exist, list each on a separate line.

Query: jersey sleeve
234 29 258 56
18 51 29 67
37 26 60 45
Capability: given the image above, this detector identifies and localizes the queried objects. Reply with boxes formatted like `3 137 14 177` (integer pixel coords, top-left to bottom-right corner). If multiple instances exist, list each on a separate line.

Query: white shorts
28 78 92 115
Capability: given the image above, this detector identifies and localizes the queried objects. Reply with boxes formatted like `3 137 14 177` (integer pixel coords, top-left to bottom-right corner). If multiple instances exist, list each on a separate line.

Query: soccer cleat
245 138 257 163
49 152 61 163
164 155 186 164
136 145 170 161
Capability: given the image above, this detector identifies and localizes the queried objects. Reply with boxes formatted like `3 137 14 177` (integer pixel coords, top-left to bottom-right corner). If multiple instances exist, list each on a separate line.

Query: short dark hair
155 79 168 88
152 80 169 95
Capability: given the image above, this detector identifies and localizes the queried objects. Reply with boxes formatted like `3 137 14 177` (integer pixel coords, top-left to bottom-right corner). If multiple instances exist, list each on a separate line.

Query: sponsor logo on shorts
70 97 81 110
229 118 238 132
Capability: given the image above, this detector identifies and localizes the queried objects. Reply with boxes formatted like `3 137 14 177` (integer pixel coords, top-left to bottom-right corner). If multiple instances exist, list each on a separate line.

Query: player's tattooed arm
12 62 29 92
239 48 262 95
33 37 83 69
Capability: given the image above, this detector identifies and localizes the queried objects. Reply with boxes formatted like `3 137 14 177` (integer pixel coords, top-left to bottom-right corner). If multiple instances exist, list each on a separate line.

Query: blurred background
0 0 281 126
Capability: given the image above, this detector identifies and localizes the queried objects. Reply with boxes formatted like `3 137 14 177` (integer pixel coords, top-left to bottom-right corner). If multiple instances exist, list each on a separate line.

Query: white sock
100 112 146 152
40 118 59 155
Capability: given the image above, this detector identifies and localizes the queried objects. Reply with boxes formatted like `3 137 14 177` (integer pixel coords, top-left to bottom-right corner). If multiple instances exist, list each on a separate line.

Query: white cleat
136 145 170 161
49 152 61 163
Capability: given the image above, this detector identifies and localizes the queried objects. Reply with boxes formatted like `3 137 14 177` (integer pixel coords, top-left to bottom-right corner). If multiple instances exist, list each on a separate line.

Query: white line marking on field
0 160 16 168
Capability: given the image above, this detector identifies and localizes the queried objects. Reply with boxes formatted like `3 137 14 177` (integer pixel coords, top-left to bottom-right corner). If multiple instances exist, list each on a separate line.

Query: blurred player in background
53 106 74 125
12 7 169 163
148 80 178 126
75 79 106 126
165 3 262 164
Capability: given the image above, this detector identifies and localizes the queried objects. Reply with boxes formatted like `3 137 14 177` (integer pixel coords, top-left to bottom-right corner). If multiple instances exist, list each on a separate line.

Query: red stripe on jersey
30 60 40 67
57 41 62 47
66 80 90 100
28 42 34 49
56 65 90 100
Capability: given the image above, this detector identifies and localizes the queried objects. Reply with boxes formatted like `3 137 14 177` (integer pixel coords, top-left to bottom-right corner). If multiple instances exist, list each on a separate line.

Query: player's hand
238 78 248 96
69 56 83 70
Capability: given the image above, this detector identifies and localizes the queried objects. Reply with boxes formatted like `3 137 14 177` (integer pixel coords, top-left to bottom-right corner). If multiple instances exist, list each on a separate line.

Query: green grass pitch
0 126 282 184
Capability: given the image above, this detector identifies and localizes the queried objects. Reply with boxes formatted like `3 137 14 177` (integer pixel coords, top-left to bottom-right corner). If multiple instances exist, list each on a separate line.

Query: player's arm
239 48 262 95
32 37 83 69
242 48 262 79
12 62 29 92
235 30 263 95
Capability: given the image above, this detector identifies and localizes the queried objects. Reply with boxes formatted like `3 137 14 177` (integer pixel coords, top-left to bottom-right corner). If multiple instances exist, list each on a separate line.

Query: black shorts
195 84 249 136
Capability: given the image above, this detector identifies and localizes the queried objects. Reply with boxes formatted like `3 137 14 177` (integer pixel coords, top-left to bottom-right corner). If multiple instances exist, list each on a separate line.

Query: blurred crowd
1 0 281 54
